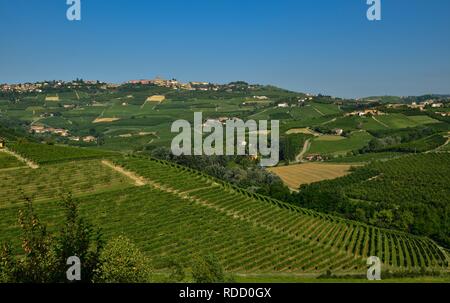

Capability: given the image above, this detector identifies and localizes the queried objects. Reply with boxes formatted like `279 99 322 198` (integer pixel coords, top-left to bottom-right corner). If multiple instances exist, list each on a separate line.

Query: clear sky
1 0 450 98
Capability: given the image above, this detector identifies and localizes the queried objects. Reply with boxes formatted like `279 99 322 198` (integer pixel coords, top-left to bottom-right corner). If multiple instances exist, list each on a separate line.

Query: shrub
93 236 152 283
191 254 226 283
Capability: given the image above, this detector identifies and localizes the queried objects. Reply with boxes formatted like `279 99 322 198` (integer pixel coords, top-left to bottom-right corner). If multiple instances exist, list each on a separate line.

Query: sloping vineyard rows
0 152 24 169
111 156 449 271
344 153 450 207
9 142 114 164
0 160 132 207
0 186 364 273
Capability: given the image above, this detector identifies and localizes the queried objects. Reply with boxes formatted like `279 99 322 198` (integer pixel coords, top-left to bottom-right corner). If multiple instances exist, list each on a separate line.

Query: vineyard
0 152 24 169
9 142 114 164
294 153 450 249
0 160 133 207
104 156 449 272
0 151 448 276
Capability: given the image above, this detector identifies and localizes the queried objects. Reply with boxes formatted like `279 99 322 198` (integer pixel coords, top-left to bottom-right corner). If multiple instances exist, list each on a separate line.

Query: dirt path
295 139 311 163
372 116 389 128
1 148 39 169
101 160 147 186
75 90 80 100
321 117 337 125
427 136 450 153
312 106 325 116
248 107 272 119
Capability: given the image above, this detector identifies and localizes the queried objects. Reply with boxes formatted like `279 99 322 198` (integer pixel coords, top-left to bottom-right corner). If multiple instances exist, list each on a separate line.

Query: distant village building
333 128 344 136
29 125 69 137
30 125 46 134
83 136 97 143
346 109 384 117
278 103 289 108
0 137 5 149
253 96 269 100
305 154 325 162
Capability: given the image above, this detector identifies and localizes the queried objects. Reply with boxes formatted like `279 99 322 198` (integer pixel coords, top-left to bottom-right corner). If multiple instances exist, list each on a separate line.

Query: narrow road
295 139 311 163
312 106 325 116
1 148 39 169
321 117 337 125
372 116 389 128
101 160 147 186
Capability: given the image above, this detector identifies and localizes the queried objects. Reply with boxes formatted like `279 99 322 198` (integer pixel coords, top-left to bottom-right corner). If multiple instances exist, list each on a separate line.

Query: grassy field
374 114 441 129
268 163 354 189
326 152 406 163
307 131 373 156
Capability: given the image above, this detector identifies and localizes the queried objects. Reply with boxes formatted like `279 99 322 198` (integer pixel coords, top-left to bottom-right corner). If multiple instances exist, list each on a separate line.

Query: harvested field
45 95 59 102
285 128 318 136
146 95 166 102
93 117 120 123
268 163 353 190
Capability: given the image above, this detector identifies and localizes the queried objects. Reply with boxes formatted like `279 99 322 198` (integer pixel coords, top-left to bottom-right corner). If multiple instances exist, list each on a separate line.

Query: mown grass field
268 163 354 190
307 131 373 156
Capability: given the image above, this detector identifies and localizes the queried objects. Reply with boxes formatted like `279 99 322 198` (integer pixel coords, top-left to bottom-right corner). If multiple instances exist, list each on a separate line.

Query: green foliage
54 193 104 282
191 254 226 283
293 153 450 248
148 147 291 201
93 236 152 283
280 133 311 162
0 195 102 283
10 142 114 164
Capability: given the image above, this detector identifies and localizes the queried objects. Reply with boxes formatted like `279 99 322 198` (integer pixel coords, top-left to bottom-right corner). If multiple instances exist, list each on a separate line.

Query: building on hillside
333 128 344 136
83 136 97 143
346 109 384 117
305 154 325 162
30 125 46 134
0 137 5 149
277 103 289 108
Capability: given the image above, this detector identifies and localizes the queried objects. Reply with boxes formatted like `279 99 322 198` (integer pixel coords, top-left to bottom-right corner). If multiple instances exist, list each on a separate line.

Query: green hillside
0 144 448 278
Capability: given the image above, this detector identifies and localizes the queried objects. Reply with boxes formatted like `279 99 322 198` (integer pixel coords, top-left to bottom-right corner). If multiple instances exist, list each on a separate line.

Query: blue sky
1 0 450 98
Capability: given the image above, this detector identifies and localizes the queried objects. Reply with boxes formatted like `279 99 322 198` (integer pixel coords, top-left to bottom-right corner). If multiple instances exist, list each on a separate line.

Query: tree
0 197 58 283
54 193 104 282
93 236 152 283
191 254 226 283
0 194 103 283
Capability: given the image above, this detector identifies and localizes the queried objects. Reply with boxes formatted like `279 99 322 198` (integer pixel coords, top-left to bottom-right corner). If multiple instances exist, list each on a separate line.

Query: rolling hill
0 143 448 279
